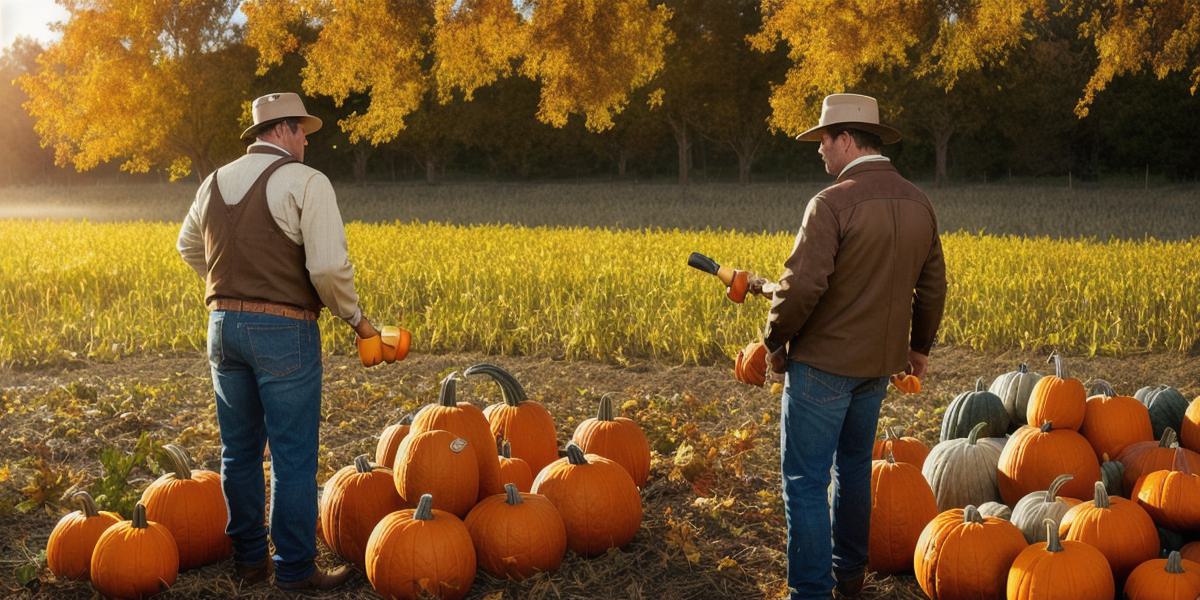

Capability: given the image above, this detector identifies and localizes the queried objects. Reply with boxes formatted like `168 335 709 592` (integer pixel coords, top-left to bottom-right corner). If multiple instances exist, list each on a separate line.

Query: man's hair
826 126 882 152
254 117 301 140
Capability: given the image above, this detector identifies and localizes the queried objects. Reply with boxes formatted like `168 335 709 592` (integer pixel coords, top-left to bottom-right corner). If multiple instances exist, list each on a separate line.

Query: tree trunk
617 148 628 179
933 127 953 187
734 134 759 185
352 146 371 185
424 156 438 184
668 117 690 186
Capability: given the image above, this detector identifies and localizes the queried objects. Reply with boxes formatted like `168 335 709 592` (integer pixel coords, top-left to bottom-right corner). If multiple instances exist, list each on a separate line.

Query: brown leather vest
202 146 323 313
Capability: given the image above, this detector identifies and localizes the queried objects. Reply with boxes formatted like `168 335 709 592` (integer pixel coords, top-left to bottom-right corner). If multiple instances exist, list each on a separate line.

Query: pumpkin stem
966 422 989 445
72 491 100 518
1160 427 1178 448
1166 551 1185 574
974 377 985 392
963 505 984 524
414 494 434 521
1172 447 1194 475
1087 379 1116 397
353 454 373 474
1040 421 1053 433
884 426 902 440
565 443 589 465
463 363 528 406
399 413 413 426
1045 474 1074 501
597 393 617 421
1091 481 1110 509
500 439 512 459
1044 519 1063 552
132 503 149 529
884 449 896 464
438 372 461 407
504 483 523 506
1017 363 1028 374
160 444 193 480
1047 352 1065 379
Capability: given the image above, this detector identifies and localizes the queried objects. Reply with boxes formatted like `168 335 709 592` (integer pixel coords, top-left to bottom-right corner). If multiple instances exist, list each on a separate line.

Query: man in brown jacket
759 94 946 599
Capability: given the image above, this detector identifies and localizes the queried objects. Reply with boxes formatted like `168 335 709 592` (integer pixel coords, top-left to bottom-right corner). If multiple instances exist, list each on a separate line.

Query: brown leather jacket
764 160 946 378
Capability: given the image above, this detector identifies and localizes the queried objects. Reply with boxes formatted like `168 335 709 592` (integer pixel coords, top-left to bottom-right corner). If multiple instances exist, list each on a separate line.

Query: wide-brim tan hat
240 92 323 142
795 93 901 145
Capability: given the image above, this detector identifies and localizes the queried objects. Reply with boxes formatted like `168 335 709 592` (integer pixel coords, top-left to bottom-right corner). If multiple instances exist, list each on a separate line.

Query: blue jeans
781 362 888 600
208 310 322 583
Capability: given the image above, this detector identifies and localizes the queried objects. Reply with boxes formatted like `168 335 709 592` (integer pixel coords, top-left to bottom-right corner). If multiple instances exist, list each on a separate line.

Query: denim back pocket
207 314 224 367
244 323 302 377
799 364 855 405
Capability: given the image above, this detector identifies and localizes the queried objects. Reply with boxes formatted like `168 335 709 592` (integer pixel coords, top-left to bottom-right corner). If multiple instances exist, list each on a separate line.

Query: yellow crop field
2 220 1198 368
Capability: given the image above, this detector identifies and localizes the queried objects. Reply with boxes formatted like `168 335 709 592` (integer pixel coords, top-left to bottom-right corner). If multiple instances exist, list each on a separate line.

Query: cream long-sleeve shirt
177 141 363 326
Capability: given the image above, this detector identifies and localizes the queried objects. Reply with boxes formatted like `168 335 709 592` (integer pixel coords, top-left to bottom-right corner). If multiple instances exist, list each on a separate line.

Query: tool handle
686 252 721 276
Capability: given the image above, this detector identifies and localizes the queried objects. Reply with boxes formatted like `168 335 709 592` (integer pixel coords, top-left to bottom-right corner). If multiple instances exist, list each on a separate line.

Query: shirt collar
838 154 889 178
248 140 292 156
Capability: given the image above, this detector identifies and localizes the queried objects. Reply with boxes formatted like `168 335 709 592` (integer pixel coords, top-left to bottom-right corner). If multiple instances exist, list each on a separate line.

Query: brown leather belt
209 299 318 321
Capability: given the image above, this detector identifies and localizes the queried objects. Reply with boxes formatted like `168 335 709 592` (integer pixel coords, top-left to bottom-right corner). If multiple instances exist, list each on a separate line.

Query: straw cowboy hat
240 92 323 141
795 93 901 145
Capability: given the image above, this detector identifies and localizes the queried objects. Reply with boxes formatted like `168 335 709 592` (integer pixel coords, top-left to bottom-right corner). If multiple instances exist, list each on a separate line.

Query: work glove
734 340 768 387
357 326 411 367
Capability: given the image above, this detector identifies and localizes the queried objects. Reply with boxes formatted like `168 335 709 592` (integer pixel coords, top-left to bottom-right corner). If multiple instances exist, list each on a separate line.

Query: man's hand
906 349 929 379
747 274 770 297
354 316 380 340
766 341 788 380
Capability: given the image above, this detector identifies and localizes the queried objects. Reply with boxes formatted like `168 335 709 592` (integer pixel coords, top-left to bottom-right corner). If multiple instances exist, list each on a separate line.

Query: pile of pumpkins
44 363 652 600
869 352 1200 599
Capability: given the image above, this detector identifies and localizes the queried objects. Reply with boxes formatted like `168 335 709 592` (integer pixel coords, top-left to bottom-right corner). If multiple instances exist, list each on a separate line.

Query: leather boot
275 565 352 591
233 558 273 586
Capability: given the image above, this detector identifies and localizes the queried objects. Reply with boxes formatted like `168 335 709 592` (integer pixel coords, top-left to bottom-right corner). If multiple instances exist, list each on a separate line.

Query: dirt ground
2 346 1197 599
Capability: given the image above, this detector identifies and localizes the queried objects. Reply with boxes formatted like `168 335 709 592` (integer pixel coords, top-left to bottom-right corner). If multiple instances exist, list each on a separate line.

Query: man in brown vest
177 92 378 590
755 94 947 599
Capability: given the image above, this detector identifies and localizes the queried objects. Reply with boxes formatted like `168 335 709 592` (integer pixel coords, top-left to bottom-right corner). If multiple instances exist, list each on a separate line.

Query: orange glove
380 326 411 363
890 373 922 394
357 334 383 367
734 341 768 387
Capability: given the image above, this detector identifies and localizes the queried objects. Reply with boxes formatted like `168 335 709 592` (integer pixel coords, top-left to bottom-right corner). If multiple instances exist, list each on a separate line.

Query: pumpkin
464 483 567 579
872 426 930 470
1181 397 1200 452
1010 474 1078 543
1025 352 1086 431
940 378 1010 441
365 494 476 600
1118 428 1200 490
571 393 652 488
320 455 405 567
997 422 1100 505
889 373 921 394
914 505 1027 600
1180 541 1200 564
139 444 231 569
467 363 560 476
394 430 479 518
923 422 1005 511
990 363 1043 427
375 413 413 469
90 503 179 600
1136 385 1190 440
1006 519 1114 600
1100 453 1125 497
46 491 122 580
412 372 504 500
497 440 534 493
1060 481 1160 582
1132 447 1200 531
1081 379 1154 460
1123 551 1200 600
977 501 1012 521
531 443 642 557
868 451 938 574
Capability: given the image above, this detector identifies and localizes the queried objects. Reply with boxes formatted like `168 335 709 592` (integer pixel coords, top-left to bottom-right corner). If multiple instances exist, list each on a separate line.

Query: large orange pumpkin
1118 428 1200 490
872 426 930 470
497 440 534 493
139 444 231 569
320 455 405 567
997 422 1100 505
375 413 413 469
1123 551 1200 600
531 443 642 557
467 363 560 476
1081 379 1154 460
46 491 122 580
914 505 1027 600
412 372 504 500
365 494 476 600
1181 397 1200 453
1060 481 1159 583
393 429 479 518
89 503 179 600
1025 352 1086 431
1006 519 1114 600
464 483 567 579
571 394 651 488
1132 447 1200 531
868 451 938 574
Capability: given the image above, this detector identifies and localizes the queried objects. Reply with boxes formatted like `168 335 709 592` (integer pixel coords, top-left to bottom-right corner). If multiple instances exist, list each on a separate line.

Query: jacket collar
836 159 897 183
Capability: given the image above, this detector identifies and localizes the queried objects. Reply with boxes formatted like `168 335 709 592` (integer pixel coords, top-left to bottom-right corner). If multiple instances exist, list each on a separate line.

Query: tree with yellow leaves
19 0 252 180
